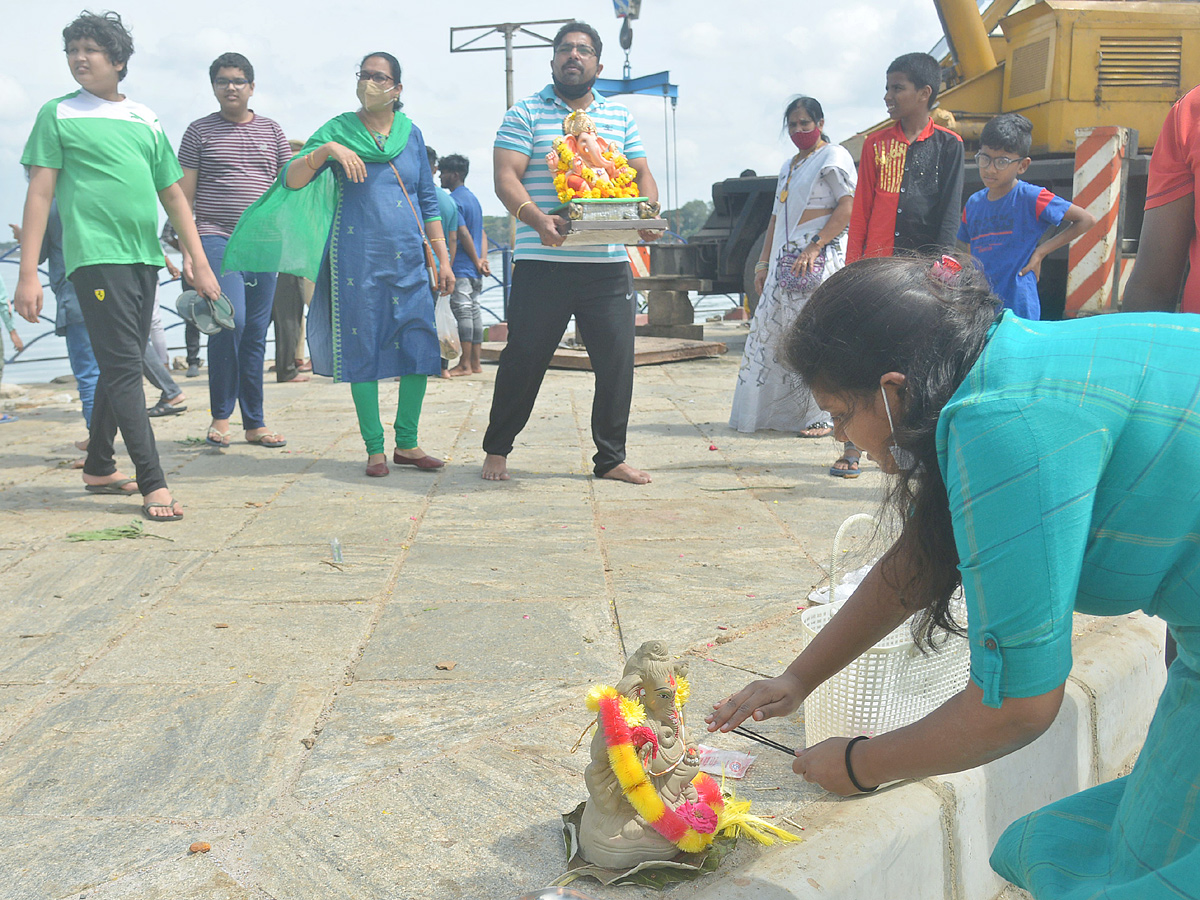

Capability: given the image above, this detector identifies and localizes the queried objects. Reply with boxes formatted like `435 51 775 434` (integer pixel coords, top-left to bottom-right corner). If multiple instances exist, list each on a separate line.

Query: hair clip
930 255 962 285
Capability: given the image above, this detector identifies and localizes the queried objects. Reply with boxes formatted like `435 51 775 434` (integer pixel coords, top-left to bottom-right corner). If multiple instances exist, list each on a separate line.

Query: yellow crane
930 0 1200 155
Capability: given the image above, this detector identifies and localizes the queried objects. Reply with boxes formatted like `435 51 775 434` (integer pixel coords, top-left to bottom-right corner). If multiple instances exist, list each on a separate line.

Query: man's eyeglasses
357 71 394 86
214 77 250 89
555 42 597 58
974 152 1020 170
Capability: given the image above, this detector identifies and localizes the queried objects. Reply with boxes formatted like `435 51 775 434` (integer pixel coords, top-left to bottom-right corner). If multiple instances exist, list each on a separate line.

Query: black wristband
845 735 879 793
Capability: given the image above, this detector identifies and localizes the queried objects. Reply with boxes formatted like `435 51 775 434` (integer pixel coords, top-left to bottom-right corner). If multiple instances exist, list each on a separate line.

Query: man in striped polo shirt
179 52 293 449
483 21 659 484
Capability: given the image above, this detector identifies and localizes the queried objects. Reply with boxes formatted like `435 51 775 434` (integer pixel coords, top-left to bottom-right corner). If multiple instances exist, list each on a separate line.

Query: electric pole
450 19 571 110
450 20 571 308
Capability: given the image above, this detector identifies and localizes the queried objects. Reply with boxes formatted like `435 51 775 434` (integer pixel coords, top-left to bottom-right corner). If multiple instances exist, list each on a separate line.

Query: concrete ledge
695 784 948 900
694 614 1166 900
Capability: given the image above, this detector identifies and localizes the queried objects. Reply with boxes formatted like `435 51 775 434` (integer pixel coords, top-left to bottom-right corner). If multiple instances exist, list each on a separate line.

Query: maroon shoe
365 460 390 477
393 450 445 470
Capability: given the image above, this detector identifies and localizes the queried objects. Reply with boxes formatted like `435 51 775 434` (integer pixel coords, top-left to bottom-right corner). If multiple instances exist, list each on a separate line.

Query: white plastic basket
798 515 971 745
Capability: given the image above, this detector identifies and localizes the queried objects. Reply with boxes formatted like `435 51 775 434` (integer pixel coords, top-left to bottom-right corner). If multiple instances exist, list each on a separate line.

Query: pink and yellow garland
586 684 725 854
550 141 641 202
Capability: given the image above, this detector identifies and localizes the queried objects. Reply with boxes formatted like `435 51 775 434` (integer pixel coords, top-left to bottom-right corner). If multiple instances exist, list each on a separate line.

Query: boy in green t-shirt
14 11 221 522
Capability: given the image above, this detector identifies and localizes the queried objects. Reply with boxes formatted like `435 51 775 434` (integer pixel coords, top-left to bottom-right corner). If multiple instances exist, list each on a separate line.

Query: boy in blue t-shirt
958 113 1096 318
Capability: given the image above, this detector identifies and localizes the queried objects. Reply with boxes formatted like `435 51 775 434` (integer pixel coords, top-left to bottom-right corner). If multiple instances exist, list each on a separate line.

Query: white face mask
880 386 918 472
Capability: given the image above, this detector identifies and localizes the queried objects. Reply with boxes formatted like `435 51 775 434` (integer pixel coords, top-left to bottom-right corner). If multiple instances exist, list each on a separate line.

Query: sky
0 0 944 225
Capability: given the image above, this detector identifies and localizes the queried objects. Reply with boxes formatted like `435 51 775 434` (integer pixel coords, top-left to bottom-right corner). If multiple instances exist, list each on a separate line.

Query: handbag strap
387 160 434 255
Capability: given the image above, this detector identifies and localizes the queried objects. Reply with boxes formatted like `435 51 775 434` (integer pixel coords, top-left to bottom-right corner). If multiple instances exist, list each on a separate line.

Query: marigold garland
548 139 641 202
586 684 724 853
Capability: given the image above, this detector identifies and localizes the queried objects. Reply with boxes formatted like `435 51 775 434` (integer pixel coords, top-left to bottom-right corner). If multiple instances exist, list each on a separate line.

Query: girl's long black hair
781 256 1000 647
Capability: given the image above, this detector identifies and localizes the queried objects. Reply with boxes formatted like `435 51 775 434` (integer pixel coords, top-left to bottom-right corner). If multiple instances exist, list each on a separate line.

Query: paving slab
0 323 1167 900
0 816 202 900
0 684 326 818
356 599 620 682
79 600 374 685
175 547 395 603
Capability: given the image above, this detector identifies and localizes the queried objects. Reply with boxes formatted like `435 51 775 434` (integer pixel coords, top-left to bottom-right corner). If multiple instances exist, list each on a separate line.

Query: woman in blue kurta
226 52 453 476
708 257 1200 899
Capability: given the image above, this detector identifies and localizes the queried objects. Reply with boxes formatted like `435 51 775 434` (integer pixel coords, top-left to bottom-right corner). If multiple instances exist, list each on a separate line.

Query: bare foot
447 365 471 377
74 438 89 453
481 453 510 481
142 486 183 519
70 458 85 469
601 463 652 485
438 370 451 379
82 471 139 492
470 365 484 374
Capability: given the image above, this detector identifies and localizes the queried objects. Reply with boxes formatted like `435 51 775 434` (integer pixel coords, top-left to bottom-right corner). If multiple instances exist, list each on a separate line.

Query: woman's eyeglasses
356 71 394 86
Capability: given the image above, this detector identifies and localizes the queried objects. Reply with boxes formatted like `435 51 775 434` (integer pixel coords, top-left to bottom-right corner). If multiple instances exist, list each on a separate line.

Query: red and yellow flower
586 684 724 854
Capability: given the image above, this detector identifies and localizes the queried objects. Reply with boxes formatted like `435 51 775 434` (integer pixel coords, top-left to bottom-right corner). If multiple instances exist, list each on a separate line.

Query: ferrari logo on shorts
94 289 105 301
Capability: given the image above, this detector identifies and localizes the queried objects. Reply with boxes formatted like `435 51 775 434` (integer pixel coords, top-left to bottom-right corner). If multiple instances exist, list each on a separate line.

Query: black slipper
148 399 187 417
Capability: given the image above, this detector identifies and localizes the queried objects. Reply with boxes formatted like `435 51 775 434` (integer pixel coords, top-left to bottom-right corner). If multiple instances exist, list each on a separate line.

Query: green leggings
350 376 427 456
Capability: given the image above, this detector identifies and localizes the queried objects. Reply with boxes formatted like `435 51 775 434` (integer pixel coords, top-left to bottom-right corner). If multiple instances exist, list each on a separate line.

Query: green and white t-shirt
21 89 183 278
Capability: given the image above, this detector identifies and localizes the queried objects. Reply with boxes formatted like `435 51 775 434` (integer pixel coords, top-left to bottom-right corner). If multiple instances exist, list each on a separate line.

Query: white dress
730 145 856 434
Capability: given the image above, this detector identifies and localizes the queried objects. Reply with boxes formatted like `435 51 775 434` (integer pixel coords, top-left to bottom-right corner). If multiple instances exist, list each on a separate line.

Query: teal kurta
936 311 1200 898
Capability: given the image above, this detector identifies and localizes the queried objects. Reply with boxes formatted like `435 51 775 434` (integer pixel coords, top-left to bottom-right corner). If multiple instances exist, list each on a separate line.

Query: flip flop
246 431 287 448
147 399 188 417
142 501 183 522
799 421 834 438
85 478 139 495
176 290 235 334
828 457 861 478
206 427 231 448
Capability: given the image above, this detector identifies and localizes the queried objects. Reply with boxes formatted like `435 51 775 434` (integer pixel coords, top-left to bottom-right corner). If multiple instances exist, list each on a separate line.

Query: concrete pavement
0 323 1161 900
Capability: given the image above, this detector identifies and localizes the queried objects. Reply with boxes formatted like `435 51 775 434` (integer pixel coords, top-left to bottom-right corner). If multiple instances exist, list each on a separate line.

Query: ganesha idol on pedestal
577 641 725 869
544 111 665 243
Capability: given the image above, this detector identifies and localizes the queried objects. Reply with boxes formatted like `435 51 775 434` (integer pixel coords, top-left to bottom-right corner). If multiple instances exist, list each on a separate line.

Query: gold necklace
778 154 801 204
778 144 822 203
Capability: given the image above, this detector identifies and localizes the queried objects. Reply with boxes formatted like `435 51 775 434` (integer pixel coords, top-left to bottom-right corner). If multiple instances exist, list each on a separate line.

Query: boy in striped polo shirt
179 52 293 449
15 11 222 521
483 21 659 484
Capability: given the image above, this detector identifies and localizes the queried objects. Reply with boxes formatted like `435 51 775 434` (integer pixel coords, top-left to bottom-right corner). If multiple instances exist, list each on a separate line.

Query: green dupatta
222 111 413 279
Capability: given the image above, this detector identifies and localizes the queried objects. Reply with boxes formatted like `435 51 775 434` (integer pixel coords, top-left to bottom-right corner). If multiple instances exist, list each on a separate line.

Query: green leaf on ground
65 520 173 542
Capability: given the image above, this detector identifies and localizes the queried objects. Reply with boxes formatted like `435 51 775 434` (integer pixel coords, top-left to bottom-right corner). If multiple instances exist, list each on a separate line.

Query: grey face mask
881 386 918 472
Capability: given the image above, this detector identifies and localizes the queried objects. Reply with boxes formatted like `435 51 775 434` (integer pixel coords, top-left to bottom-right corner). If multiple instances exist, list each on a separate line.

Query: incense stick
731 726 796 757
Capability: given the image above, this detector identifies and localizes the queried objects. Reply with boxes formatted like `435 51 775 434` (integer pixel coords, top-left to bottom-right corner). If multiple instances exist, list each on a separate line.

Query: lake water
1 251 740 385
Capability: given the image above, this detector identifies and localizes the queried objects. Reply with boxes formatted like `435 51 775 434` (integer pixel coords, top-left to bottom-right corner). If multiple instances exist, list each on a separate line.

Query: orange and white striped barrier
1065 126 1133 317
627 244 650 279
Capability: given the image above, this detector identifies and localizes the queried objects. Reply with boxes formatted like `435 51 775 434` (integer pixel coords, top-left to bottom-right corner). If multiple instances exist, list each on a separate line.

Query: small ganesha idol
577 641 726 868
546 110 641 203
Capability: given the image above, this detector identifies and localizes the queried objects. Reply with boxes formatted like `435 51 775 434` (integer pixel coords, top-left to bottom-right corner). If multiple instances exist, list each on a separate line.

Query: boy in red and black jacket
831 52 963 478
847 52 964 263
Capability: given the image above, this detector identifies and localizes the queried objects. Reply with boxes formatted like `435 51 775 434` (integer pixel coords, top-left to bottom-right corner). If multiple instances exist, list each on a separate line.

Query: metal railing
2 243 516 370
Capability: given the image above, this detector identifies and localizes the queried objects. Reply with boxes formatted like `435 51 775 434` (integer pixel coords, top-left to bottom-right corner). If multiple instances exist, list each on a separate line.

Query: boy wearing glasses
958 113 1097 319
179 52 293 448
